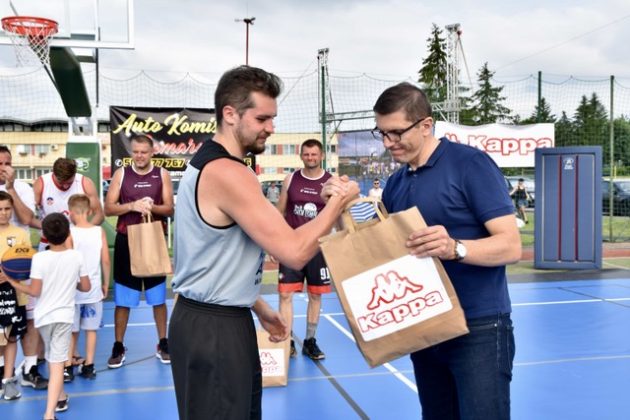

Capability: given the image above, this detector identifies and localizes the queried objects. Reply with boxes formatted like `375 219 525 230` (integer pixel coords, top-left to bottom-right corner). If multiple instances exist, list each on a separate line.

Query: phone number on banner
118 157 187 169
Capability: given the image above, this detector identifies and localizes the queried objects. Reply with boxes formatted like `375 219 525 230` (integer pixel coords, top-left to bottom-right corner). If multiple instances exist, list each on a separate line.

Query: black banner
109 106 216 179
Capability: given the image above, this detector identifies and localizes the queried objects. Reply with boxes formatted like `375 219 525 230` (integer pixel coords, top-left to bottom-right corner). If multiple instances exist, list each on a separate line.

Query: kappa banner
342 254 452 342
434 121 554 168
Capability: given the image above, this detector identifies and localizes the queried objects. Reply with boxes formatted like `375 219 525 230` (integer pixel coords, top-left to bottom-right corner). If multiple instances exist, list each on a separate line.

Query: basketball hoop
1 16 59 67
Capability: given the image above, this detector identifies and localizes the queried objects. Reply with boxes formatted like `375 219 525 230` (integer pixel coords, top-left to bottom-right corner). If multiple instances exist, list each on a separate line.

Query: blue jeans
410 313 515 420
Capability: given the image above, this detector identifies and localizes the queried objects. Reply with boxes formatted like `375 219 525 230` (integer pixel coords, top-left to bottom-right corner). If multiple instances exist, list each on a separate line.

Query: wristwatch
454 239 467 261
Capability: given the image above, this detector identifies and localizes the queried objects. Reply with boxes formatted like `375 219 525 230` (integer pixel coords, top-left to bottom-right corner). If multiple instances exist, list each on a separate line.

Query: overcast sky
104 0 630 80
2 0 630 81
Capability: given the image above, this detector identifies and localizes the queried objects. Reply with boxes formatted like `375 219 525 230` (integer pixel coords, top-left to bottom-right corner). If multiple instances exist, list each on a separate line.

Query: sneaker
63 365 74 383
21 365 49 390
2 376 21 400
289 340 297 358
156 338 170 364
107 341 126 369
302 337 325 360
55 396 69 412
78 363 96 380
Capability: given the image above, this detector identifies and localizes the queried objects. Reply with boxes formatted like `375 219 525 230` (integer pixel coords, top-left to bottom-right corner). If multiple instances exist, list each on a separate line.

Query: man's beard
237 126 266 155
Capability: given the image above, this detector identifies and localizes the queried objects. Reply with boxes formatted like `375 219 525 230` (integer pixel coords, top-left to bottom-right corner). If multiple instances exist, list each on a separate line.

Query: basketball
1 245 36 281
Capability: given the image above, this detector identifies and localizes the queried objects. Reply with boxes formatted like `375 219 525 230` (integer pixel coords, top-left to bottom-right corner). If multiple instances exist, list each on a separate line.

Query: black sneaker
107 341 126 369
21 365 48 390
302 337 325 360
78 364 96 380
289 340 297 358
63 366 74 383
155 338 170 364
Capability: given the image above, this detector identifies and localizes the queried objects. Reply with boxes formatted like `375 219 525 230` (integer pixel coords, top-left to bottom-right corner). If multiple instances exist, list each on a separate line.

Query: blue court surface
2 277 630 419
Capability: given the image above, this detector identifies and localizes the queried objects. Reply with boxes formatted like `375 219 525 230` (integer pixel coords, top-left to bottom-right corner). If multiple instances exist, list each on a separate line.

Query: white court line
323 313 418 393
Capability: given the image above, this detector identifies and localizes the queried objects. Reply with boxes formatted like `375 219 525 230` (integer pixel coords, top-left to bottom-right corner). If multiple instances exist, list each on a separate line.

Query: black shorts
169 296 262 420
278 251 331 294
113 233 166 292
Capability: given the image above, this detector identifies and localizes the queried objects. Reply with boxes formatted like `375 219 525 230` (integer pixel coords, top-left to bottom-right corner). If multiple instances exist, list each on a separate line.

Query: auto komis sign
342 255 453 342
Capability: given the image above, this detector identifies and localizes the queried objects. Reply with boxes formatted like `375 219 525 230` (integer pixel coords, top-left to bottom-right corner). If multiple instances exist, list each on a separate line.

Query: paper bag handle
341 197 388 233
142 212 154 223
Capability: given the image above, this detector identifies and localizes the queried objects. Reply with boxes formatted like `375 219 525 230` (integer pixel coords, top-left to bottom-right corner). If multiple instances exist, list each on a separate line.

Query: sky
2 0 630 81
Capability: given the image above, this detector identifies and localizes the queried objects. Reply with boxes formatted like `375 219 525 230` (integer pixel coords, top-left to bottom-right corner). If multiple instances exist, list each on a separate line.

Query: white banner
434 121 554 168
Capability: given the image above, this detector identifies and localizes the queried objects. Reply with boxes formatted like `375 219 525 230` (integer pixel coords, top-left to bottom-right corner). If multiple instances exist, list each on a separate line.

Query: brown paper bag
320 198 469 368
127 214 172 277
0 325 11 346
257 330 290 387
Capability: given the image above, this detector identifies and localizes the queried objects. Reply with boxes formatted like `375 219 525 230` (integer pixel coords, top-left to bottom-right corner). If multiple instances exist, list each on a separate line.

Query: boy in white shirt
66 194 110 380
3 212 90 419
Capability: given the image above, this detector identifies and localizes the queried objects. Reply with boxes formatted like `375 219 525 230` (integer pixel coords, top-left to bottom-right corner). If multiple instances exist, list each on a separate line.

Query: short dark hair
130 134 154 147
214 65 283 127
42 213 70 245
518 178 525 182
52 158 77 182
373 82 432 121
0 190 13 205
0 145 11 156
300 139 323 153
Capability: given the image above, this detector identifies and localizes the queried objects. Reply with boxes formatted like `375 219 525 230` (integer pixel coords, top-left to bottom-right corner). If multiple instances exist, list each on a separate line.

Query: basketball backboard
0 0 134 49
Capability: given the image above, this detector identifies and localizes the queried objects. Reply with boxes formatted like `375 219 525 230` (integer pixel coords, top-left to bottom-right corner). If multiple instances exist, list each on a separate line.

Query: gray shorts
72 302 104 332
39 322 72 363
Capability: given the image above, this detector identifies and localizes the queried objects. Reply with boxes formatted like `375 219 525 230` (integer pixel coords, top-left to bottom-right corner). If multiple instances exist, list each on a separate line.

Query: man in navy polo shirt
371 82 521 419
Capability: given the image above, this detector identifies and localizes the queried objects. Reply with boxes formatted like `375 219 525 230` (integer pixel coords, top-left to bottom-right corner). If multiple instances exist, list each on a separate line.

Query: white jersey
38 172 85 220
0 180 35 232
70 226 104 304
30 249 88 328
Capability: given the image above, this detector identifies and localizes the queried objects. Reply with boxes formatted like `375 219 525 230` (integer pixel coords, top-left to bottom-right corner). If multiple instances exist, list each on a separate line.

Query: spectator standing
104 134 174 368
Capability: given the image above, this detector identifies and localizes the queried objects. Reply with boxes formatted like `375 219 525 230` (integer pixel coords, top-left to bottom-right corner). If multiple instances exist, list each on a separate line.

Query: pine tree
468 62 512 125
521 97 556 124
574 93 608 147
417 24 447 104
554 111 574 147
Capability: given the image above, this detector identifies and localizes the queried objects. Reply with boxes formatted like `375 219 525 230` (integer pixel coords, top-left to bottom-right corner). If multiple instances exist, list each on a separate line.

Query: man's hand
253 297 289 342
406 225 455 260
321 175 360 203
2 165 15 190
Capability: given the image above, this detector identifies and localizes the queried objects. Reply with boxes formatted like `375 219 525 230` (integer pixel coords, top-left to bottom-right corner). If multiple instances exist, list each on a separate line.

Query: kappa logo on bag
342 255 453 342
259 349 285 377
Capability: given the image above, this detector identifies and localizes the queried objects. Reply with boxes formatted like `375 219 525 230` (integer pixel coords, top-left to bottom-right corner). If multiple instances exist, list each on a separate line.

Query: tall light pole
235 17 256 65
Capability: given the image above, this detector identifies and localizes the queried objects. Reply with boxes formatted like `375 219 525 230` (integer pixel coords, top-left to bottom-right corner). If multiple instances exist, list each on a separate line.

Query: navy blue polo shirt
382 138 514 319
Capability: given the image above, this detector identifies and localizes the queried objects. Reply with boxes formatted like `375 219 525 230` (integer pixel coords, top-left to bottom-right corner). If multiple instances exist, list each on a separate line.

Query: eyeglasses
371 117 428 143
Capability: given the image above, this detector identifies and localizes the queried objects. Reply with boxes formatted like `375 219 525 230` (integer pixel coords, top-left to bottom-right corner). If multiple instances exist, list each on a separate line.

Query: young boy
3 212 90 419
0 191 30 400
66 194 110 380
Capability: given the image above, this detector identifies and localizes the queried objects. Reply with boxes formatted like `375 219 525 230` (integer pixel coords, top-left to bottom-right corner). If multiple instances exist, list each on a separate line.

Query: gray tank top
171 140 264 307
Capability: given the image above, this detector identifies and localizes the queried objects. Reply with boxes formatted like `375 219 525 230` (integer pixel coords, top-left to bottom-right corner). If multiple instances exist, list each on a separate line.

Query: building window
330 145 337 153
282 145 296 155
36 144 50 156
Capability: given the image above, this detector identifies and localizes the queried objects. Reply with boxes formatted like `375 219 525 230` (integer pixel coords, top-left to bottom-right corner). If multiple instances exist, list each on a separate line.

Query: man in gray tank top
169 66 360 420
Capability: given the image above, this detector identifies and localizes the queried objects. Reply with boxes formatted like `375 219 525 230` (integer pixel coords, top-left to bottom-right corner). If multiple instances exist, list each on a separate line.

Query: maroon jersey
284 170 332 228
116 165 165 234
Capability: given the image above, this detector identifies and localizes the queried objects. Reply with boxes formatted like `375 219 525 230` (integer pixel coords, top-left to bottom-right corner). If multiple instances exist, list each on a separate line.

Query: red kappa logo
367 270 424 310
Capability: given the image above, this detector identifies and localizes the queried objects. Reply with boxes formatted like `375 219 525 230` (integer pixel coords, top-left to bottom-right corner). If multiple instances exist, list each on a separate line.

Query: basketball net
1 16 58 67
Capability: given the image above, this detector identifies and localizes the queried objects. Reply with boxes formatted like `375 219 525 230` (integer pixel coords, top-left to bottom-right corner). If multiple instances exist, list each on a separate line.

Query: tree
573 93 608 149
521 97 556 124
554 111 574 147
417 23 447 104
467 62 512 124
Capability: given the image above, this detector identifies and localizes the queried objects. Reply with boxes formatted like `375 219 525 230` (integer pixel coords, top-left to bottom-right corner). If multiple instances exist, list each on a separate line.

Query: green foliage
521 97 556 124
418 23 447 105
468 62 513 124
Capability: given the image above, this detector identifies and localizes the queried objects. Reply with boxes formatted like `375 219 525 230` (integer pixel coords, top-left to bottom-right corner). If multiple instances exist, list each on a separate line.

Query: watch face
456 242 467 259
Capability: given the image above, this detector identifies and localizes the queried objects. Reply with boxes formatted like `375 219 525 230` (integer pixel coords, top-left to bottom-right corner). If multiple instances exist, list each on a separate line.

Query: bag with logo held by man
320 198 469 368
256 329 290 387
127 213 172 277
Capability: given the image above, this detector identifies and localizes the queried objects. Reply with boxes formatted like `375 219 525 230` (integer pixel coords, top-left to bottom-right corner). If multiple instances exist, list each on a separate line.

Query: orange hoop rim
1 16 58 37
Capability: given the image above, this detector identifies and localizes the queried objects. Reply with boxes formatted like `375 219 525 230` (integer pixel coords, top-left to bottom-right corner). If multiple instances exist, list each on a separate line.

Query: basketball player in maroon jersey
276 139 332 360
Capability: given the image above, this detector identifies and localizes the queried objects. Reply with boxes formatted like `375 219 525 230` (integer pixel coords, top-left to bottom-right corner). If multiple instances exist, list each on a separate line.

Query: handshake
320 175 360 204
